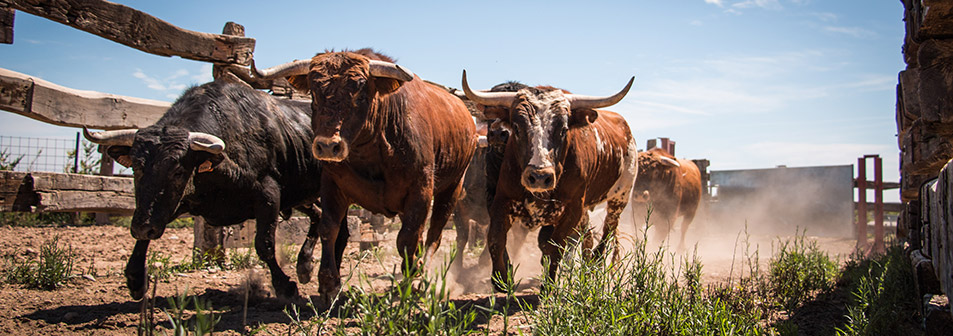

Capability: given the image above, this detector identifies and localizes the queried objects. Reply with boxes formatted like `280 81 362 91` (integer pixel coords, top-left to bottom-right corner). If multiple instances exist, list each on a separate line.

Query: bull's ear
288 75 311 93
105 146 133 168
569 108 598 128
370 77 403 95
195 152 227 174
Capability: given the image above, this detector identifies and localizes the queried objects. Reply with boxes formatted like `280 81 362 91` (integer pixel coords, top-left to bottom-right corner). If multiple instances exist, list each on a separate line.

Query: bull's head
462 71 634 193
84 127 225 240
251 52 414 162
631 149 681 203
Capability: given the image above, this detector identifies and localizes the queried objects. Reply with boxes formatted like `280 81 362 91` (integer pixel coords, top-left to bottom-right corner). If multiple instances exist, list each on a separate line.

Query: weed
532 228 766 335
163 287 221 335
769 229 838 310
147 250 217 281
64 138 100 174
3 236 75 289
835 244 919 335
0 147 24 170
227 247 258 270
0 212 78 227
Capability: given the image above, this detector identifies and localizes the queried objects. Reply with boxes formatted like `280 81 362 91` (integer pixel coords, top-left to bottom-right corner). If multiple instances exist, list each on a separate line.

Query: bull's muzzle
522 166 557 192
130 224 163 240
312 135 349 162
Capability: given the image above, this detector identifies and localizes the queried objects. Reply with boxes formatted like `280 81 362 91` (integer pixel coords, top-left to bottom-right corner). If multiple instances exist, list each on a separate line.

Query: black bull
85 81 334 300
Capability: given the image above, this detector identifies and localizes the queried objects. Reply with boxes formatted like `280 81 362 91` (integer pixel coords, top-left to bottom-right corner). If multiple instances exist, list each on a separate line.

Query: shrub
835 244 919 335
3 236 75 289
768 230 838 310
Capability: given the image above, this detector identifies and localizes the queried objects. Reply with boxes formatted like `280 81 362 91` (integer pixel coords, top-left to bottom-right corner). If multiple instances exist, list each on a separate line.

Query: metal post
73 132 80 173
873 156 884 253
857 157 867 249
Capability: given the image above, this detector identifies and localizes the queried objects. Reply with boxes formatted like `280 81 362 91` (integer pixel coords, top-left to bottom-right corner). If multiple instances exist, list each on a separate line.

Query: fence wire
0 133 99 173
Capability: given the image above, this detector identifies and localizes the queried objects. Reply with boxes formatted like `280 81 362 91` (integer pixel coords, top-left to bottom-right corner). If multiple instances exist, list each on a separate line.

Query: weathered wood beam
0 67 170 129
1 170 134 213
0 5 13 44
7 0 255 65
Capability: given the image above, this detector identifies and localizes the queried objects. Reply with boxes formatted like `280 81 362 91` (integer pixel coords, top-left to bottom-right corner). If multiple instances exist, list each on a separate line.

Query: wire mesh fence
0 133 101 173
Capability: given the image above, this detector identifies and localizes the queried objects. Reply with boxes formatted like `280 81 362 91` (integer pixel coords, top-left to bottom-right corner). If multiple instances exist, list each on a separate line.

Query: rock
82 274 96 281
207 267 220 274
63 312 78 321
24 248 37 255
167 235 179 240
176 273 189 277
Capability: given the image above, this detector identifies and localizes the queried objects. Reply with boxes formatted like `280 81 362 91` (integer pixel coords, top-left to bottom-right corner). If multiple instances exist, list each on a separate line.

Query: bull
461 72 638 291
252 49 477 299
84 80 327 300
630 148 702 251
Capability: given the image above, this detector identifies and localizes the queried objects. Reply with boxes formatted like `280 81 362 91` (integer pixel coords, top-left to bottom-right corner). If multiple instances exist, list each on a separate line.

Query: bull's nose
312 135 348 162
131 225 161 240
521 166 556 192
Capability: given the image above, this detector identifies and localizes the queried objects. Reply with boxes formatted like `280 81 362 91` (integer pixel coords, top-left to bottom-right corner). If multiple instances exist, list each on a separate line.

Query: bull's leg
397 184 435 276
488 198 514 293
124 239 151 300
296 204 322 284
539 205 584 284
677 207 698 252
595 197 630 262
426 180 465 268
451 205 470 274
316 179 349 301
650 204 677 246
253 179 297 300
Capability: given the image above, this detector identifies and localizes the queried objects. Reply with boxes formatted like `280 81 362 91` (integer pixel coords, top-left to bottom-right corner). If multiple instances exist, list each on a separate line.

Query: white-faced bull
84 81 327 300
252 49 477 300
462 71 638 291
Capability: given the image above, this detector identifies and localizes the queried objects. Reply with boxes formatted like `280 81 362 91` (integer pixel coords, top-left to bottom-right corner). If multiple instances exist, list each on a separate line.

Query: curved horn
660 156 681 167
250 59 311 79
461 70 517 107
83 127 137 146
188 132 225 155
368 60 415 82
566 76 635 110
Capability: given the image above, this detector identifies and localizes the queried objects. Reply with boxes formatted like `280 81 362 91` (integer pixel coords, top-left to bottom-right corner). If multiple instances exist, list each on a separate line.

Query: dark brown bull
253 49 476 299
630 148 702 250
462 72 638 291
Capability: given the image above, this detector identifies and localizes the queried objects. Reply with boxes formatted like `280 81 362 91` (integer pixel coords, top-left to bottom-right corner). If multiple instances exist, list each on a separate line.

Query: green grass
532 232 767 336
3 236 75 289
162 287 221 336
768 229 839 310
0 212 86 227
835 244 920 335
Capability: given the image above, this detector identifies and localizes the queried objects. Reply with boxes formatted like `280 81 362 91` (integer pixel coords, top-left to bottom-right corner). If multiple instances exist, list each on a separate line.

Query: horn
566 76 635 110
368 60 415 81
660 156 681 167
188 132 225 155
461 70 517 107
250 59 311 79
83 127 137 146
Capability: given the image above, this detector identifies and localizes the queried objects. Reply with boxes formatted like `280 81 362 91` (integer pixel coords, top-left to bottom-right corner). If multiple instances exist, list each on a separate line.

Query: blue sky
1 0 903 195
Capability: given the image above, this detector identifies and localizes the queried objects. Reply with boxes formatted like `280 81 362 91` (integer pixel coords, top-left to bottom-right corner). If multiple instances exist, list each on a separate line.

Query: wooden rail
0 170 134 213
3 0 255 65
0 67 170 130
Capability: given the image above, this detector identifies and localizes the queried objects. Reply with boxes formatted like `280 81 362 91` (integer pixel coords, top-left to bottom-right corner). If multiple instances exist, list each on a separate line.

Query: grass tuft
3 236 75 289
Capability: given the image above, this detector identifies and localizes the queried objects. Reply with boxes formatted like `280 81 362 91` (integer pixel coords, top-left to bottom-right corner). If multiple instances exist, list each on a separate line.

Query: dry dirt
0 210 859 335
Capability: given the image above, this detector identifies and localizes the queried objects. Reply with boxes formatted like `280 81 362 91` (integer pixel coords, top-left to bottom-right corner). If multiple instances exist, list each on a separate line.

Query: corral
0 1 933 335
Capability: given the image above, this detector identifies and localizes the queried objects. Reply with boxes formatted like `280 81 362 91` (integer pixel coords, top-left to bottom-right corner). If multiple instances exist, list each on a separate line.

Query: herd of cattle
82 48 703 302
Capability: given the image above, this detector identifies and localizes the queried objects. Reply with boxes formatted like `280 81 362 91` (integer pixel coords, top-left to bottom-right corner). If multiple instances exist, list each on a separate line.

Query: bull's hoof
296 259 314 284
274 280 300 301
124 268 148 300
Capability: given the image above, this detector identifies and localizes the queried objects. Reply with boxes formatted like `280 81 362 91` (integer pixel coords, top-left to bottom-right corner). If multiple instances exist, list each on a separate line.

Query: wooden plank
35 189 133 213
911 0 953 41
28 171 132 193
7 0 255 65
931 158 953 309
0 67 169 129
1 170 134 213
0 170 28 211
0 6 13 44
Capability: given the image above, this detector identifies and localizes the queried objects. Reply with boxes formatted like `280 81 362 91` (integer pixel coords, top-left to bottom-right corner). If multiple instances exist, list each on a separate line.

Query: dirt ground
0 210 860 335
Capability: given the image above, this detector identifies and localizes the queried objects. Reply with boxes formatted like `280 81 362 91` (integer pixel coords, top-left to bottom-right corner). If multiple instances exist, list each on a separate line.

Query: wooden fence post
94 148 113 225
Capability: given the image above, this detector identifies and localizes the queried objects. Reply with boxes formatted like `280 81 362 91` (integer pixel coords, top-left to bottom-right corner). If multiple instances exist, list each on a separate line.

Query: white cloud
704 0 724 6
690 20 704 26
811 12 838 22
823 26 877 39
132 65 212 99
733 0 783 10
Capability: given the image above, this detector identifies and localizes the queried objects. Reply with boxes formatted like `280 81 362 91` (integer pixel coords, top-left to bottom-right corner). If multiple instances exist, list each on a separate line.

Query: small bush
0 212 79 227
147 250 216 281
769 230 838 310
532 232 767 335
3 236 75 289
163 287 221 336
835 244 919 335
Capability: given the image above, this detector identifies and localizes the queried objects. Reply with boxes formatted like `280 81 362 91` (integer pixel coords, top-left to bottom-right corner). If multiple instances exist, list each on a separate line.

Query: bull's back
676 159 703 214
407 79 477 191
569 110 634 206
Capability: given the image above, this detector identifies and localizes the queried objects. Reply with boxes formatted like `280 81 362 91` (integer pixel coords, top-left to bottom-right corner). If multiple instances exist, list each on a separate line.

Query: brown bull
462 72 638 291
253 49 476 300
630 148 702 251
